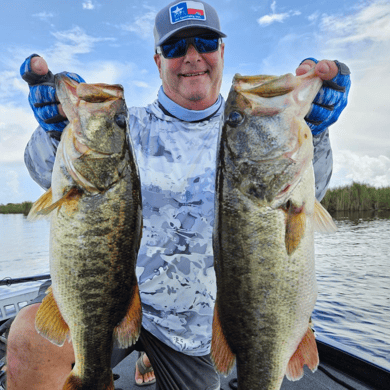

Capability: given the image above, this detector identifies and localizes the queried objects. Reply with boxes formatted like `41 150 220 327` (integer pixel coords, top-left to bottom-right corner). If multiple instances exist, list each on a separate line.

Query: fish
28 74 143 390
211 69 337 390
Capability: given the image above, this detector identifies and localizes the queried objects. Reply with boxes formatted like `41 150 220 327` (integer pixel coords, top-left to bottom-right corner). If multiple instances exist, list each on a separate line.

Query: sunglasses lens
161 34 220 58
193 35 219 53
161 38 187 58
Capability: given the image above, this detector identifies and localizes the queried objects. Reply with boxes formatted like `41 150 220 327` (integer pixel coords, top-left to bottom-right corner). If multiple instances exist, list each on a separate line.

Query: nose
184 44 201 61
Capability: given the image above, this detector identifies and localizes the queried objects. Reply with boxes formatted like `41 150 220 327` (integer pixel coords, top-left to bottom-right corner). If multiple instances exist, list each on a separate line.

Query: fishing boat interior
1 277 389 390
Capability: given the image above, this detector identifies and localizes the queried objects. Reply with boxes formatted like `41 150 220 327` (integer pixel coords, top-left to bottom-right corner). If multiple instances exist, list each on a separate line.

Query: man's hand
296 58 351 135
20 54 85 138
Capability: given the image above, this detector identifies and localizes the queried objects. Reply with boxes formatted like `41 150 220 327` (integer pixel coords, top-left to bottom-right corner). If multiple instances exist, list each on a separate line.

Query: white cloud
119 10 156 40
317 0 390 160
331 151 390 188
47 27 115 69
0 104 36 164
33 12 54 20
258 1 301 26
82 1 95 10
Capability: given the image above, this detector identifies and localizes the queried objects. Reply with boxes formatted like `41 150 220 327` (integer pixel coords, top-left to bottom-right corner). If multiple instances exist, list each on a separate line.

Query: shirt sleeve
312 128 333 201
24 126 59 190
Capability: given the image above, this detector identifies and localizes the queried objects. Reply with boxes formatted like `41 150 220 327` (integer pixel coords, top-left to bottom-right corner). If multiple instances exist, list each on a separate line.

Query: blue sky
1 0 389 204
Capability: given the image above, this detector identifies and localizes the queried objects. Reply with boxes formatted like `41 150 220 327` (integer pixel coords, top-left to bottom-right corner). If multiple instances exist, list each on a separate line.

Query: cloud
119 8 156 40
33 12 55 21
331 150 390 188
317 0 390 161
47 27 115 68
258 0 301 26
82 1 95 10
0 105 37 164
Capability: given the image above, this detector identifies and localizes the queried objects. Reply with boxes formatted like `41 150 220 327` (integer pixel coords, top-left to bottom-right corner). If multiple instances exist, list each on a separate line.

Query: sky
0 0 389 204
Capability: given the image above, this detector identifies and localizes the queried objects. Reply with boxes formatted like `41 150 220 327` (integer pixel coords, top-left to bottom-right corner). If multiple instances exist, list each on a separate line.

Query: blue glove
302 58 351 136
20 54 85 137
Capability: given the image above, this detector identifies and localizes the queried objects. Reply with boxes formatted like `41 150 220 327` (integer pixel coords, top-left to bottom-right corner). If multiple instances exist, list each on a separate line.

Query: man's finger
314 60 339 81
295 60 315 76
30 56 49 76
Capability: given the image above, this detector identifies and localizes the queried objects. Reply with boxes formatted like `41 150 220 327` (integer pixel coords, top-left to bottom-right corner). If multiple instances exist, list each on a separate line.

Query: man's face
154 29 225 110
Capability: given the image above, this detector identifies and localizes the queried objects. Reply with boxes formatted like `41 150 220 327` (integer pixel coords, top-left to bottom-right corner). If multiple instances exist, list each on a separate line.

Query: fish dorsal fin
286 326 319 380
28 187 82 221
35 286 70 346
313 199 337 233
113 284 142 348
211 305 236 375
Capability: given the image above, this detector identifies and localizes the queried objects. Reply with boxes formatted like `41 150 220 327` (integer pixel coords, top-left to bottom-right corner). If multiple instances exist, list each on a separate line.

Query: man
6 1 350 389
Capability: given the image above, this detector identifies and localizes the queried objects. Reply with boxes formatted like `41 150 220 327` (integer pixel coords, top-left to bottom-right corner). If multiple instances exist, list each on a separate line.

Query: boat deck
112 351 373 390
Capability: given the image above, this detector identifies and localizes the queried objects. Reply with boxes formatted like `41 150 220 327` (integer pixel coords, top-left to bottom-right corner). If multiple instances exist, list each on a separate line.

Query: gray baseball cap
154 1 227 48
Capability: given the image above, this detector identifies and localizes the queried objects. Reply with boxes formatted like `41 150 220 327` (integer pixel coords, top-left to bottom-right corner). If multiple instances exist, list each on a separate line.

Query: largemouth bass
211 70 337 390
28 74 143 390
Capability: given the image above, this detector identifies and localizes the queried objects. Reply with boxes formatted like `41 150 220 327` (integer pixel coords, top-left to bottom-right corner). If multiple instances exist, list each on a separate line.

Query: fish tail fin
313 199 337 233
63 372 115 390
286 326 319 381
114 284 142 348
211 305 236 375
35 287 70 346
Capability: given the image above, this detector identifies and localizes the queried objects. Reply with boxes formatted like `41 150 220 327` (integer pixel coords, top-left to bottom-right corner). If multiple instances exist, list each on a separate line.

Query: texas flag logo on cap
170 1 206 24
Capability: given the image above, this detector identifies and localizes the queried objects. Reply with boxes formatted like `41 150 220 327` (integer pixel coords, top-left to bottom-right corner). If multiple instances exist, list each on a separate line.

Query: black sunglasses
157 33 221 59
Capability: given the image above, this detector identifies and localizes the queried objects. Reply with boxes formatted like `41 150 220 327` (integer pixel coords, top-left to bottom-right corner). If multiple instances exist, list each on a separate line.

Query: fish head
221 70 322 205
55 73 131 192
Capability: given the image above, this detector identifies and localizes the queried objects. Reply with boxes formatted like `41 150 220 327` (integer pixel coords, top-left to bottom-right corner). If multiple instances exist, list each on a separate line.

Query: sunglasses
157 34 221 59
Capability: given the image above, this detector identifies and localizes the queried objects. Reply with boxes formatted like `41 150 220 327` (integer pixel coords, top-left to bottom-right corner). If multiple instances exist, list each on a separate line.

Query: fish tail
63 372 115 390
286 326 319 381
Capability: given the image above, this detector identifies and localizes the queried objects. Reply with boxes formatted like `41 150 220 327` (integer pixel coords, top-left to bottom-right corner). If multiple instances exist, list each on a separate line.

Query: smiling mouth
180 71 208 77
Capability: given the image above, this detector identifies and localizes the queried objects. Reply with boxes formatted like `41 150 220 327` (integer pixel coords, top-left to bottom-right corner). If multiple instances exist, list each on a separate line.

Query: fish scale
211 70 336 390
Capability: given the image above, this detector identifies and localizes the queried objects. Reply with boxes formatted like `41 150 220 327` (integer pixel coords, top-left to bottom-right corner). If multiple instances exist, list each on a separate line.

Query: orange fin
27 188 53 221
35 287 70 346
286 326 319 381
211 305 236 375
285 203 306 255
28 187 82 221
63 372 114 390
114 284 142 348
314 200 337 233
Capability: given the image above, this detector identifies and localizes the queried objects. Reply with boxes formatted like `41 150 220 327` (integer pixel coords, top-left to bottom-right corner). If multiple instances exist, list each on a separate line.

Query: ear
154 54 162 79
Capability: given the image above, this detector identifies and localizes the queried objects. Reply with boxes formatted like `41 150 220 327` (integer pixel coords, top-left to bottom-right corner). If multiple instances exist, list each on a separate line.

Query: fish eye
114 114 127 129
227 111 244 126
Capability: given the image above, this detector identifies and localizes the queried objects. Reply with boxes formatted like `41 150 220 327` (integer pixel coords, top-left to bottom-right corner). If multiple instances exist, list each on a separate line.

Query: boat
1 276 389 390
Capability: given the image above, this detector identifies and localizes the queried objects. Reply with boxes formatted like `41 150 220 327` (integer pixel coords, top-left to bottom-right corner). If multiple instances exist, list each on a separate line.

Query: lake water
1 211 389 370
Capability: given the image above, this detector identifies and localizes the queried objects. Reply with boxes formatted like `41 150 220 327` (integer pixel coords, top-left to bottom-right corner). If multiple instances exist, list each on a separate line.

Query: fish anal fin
35 286 70 346
114 284 142 348
285 204 306 255
314 199 337 233
211 305 236 375
286 327 319 381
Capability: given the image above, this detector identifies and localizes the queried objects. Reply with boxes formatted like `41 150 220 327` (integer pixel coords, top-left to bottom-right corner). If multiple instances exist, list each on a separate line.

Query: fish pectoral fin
27 188 53 221
113 284 142 348
285 203 306 255
286 327 319 381
35 286 70 346
313 199 338 233
211 305 236 375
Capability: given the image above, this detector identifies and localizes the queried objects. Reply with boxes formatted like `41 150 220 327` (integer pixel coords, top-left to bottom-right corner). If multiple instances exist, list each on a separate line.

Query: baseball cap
154 1 227 48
